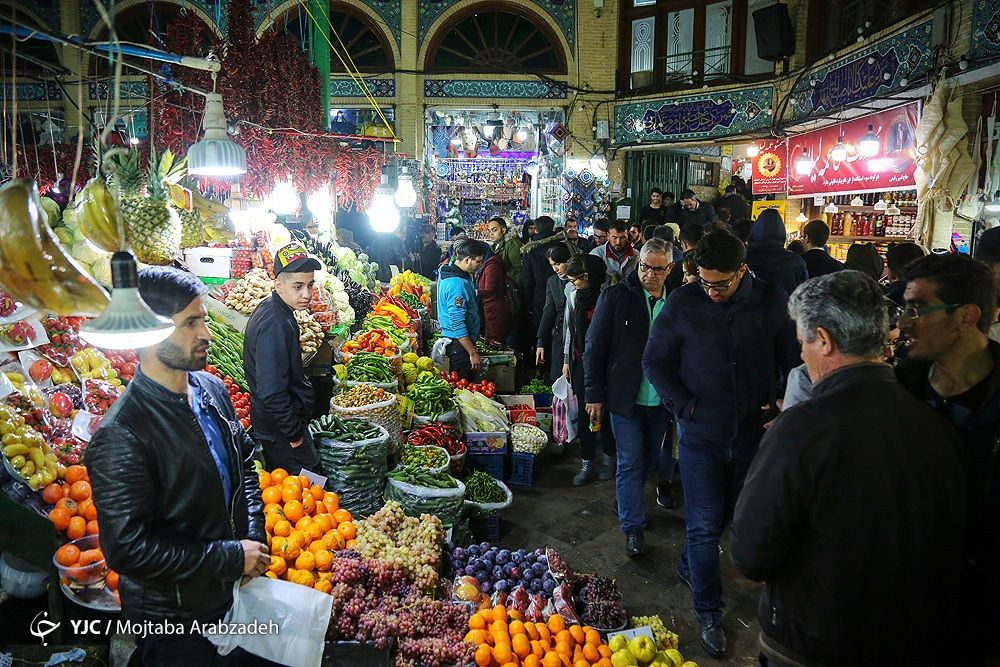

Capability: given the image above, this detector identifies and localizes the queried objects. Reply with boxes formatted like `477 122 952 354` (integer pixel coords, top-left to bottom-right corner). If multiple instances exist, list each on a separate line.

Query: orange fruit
525 623 540 640
284 500 304 523
542 654 561 667
55 497 78 517
510 620 526 636
345 538 356 550
536 624 551 643
282 475 301 489
309 484 324 501
523 656 540 667
313 579 332 593
501 663 518 667
493 643 513 664
583 644 599 662
67 516 87 540
509 610 524 621
262 486 283 504
106 570 119 592
530 640 544 658
555 640 572 657
465 629 489 645
314 549 333 571
258 471 272 489
281 485 302 503
297 475 310 489
314 501 328 515
269 468 288 484
48 507 71 531
268 555 287 576
548 614 566 634
470 612 487 630
305 522 324 542
513 634 531 659
273 520 292 537
264 502 284 517
493 604 507 621
78 548 103 566
337 521 356 540
585 629 601 647
474 645 492 667
323 530 346 551
55 543 80 566
301 494 316 515
42 483 64 505
491 619 509 636
596 659 613 667
295 552 316 571
555 630 571 646
79 499 98 522
295 516 313 530
574 660 590 667
323 492 340 511
85 519 99 536
314 514 334 532
569 625 585 645
333 508 352 525
597 645 612 659
264 513 280 533
64 465 87 485
69 480 92 502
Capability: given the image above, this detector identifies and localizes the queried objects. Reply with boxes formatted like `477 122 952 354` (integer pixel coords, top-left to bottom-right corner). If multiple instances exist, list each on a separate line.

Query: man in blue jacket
585 238 675 557
438 240 486 380
745 208 808 296
642 230 800 659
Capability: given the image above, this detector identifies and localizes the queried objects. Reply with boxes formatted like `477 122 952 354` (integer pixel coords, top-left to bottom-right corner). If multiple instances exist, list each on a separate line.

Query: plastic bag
17 349 53 389
315 422 389 517
464 479 513 514
431 336 452 365
204 578 333 667
331 393 400 450
412 408 458 427
552 582 581 625
385 477 466 525
551 375 577 443
507 586 530 615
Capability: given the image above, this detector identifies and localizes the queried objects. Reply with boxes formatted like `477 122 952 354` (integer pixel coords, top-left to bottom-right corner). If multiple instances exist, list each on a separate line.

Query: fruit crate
470 513 500 543
465 431 507 455
466 453 505 480
507 452 535 487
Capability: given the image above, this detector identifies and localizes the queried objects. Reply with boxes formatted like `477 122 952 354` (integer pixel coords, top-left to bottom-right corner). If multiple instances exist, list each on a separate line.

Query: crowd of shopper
423 187 1000 665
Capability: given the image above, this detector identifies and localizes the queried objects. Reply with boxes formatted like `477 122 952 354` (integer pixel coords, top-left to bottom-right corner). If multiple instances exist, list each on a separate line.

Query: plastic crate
533 393 553 408
323 640 394 667
465 431 508 454
470 513 500 543
466 453 505 479
507 452 535 487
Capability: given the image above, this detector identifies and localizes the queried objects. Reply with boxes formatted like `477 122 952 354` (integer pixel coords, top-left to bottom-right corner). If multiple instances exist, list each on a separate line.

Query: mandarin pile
466 608 614 667
259 467 356 593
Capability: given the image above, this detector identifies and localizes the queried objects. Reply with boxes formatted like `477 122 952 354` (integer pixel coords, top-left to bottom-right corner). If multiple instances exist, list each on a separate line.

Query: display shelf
827 205 917 212
828 236 914 243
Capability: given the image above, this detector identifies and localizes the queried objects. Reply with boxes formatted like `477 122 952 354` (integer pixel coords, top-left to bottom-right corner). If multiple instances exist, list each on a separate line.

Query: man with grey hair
731 270 966 666
585 238 676 556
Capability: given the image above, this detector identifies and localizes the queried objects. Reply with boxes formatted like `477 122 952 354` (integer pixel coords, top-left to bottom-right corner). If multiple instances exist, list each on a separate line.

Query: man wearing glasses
894 252 999 665
642 230 800 658
583 239 676 557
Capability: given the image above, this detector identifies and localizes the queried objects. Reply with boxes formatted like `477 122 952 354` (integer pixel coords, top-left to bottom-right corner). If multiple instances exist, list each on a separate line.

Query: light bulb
514 128 528 143
266 181 298 216
129 136 140 146
394 170 417 208
830 134 847 162
746 143 760 158
795 149 814 176
307 189 333 220
368 174 400 233
859 124 879 158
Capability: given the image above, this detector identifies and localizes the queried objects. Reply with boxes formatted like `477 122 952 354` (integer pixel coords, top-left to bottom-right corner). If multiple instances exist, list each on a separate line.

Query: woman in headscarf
845 242 885 282
475 246 514 342
561 254 615 485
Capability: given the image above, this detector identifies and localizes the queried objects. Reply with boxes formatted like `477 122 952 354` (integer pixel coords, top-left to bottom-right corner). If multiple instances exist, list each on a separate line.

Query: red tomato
449 371 459 381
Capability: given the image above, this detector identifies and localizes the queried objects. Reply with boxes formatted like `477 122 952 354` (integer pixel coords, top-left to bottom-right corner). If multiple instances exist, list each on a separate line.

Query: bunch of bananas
75 177 124 252
192 189 237 242
0 180 110 316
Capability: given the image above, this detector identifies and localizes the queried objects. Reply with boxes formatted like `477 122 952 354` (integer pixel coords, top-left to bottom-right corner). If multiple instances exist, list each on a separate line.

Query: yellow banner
751 199 786 220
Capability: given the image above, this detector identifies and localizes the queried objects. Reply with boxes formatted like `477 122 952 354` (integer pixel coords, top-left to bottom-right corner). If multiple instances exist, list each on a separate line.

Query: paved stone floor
502 444 762 666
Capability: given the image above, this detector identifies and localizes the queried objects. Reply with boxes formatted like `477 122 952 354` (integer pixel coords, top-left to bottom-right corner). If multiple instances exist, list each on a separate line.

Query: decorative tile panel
88 81 150 100
253 0 401 46
16 0 59 31
82 0 221 37
2 83 63 102
330 77 395 97
788 19 934 120
970 0 1000 65
419 0 575 53
423 79 567 99
613 86 774 144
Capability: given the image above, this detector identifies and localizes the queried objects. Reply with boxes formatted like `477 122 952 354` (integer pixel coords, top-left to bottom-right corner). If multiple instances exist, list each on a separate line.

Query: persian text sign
788 103 919 197
811 49 900 112
751 139 788 194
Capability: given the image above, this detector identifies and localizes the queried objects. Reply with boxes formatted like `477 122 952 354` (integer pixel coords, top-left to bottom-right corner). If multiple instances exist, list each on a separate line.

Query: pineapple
106 149 144 248
114 149 185 266
177 179 204 249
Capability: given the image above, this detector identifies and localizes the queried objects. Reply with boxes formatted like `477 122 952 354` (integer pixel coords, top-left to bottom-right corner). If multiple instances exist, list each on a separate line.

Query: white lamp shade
830 140 848 162
746 143 760 158
188 93 247 176
859 124 880 158
368 191 400 233
823 201 839 213
795 151 814 176
394 176 417 208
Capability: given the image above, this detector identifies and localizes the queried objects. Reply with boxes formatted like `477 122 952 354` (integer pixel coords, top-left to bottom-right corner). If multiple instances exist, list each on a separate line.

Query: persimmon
105 570 119 592
66 516 87 540
48 507 71 531
55 497 78 517
493 643 513 665
569 625 585 645
513 634 531 659
42 483 64 505
69 480 92 501
78 498 98 522
469 613 487 630
64 465 87 485
548 614 566 634
55 543 80 566
78 548 104 566
474 645 492 667
85 520 99 536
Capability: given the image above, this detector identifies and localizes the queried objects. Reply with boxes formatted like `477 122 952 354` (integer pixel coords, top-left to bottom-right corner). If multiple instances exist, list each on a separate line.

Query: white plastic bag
551 375 578 442
204 578 333 667
431 336 452 365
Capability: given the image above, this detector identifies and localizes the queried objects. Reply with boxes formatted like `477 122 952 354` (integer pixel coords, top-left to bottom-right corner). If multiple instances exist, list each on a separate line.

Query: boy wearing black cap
243 242 322 473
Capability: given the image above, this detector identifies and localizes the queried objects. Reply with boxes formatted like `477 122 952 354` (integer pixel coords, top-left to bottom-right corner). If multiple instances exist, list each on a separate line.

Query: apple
29 359 53 383
49 392 74 418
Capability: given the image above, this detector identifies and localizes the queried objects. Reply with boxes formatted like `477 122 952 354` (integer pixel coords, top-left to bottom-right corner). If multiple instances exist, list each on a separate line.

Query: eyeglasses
568 274 588 283
899 302 961 321
697 270 741 293
638 261 670 275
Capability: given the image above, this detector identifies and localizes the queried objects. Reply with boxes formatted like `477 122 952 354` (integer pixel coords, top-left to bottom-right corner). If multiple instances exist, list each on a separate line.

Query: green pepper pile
345 352 395 383
465 470 506 503
206 319 247 390
332 383 392 408
360 316 408 345
309 414 384 442
387 464 458 489
399 443 449 469
404 375 456 419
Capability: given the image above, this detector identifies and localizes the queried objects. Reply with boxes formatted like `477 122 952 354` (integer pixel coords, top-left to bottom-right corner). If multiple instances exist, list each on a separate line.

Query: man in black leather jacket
87 267 270 666
243 242 321 473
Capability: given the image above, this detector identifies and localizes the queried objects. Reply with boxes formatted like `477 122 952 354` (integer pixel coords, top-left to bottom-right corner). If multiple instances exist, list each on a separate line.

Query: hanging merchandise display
562 166 612 231
788 102 920 197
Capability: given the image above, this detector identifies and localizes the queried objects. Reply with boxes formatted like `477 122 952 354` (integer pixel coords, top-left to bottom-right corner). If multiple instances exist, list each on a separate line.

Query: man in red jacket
476 244 514 341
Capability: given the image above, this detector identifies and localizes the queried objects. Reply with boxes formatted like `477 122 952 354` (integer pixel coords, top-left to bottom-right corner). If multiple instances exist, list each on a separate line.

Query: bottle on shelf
873 214 884 237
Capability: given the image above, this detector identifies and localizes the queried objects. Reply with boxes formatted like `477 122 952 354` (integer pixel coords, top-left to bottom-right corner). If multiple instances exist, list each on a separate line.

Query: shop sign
751 199 786 220
750 139 787 195
423 80 567 99
613 86 774 144
788 103 919 197
970 0 1000 66
789 19 933 120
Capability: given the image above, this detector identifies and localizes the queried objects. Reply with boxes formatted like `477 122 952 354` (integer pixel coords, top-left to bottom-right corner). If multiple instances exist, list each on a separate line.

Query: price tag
606 626 654 643
299 468 328 489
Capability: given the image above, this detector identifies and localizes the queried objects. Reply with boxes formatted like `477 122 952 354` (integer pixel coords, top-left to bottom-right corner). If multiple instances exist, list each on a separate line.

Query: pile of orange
259 467 356 594
466 608 614 667
45 465 99 540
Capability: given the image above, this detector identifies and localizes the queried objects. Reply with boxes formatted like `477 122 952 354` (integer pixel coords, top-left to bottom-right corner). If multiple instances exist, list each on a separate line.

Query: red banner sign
751 139 788 194
788 102 919 197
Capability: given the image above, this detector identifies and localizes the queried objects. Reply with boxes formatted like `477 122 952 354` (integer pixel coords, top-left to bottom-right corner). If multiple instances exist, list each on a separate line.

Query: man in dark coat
535 243 572 379
801 219 845 277
731 270 966 666
883 242 926 307
745 209 808 296
715 184 750 222
585 239 675 557
643 230 800 658
894 253 1000 665
521 215 575 338
669 189 717 230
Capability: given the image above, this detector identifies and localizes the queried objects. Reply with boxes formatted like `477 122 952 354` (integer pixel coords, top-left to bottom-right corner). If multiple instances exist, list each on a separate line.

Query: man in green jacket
488 216 522 285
